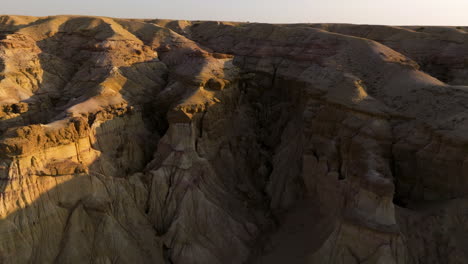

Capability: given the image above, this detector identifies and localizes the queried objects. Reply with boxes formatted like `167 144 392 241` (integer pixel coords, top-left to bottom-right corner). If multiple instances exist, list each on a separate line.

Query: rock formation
0 15 467 263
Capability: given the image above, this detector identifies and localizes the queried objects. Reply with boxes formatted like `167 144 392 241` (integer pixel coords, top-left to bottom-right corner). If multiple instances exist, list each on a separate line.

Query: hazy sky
2 0 468 25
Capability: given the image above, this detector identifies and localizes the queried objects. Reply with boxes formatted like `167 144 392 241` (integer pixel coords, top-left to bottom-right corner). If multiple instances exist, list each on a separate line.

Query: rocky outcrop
0 15 468 263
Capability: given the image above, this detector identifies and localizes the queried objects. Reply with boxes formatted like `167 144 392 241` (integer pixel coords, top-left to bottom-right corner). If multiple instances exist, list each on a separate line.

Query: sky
2 0 468 26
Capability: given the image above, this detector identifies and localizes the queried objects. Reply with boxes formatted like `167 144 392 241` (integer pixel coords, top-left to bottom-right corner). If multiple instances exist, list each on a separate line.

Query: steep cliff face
0 15 468 264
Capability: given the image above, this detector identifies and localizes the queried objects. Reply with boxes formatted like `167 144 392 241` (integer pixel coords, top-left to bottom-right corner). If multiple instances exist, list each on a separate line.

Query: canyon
0 15 468 263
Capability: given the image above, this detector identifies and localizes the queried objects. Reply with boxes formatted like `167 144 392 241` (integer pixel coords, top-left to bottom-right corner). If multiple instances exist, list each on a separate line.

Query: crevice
389 139 408 208
198 110 207 138
336 138 346 180
163 244 174 264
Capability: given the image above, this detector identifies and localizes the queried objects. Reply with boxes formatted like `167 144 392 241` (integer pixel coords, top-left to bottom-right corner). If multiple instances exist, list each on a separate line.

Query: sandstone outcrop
0 15 468 263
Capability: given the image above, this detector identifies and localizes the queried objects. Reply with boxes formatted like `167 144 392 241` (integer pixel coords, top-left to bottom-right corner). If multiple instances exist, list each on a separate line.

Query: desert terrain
0 15 468 263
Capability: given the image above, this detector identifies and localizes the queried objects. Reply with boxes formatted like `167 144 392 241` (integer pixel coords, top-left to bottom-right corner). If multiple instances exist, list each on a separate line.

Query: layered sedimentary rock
0 15 468 263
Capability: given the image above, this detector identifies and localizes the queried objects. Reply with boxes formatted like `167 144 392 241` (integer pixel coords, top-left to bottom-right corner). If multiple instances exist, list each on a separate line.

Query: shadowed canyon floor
0 15 468 263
